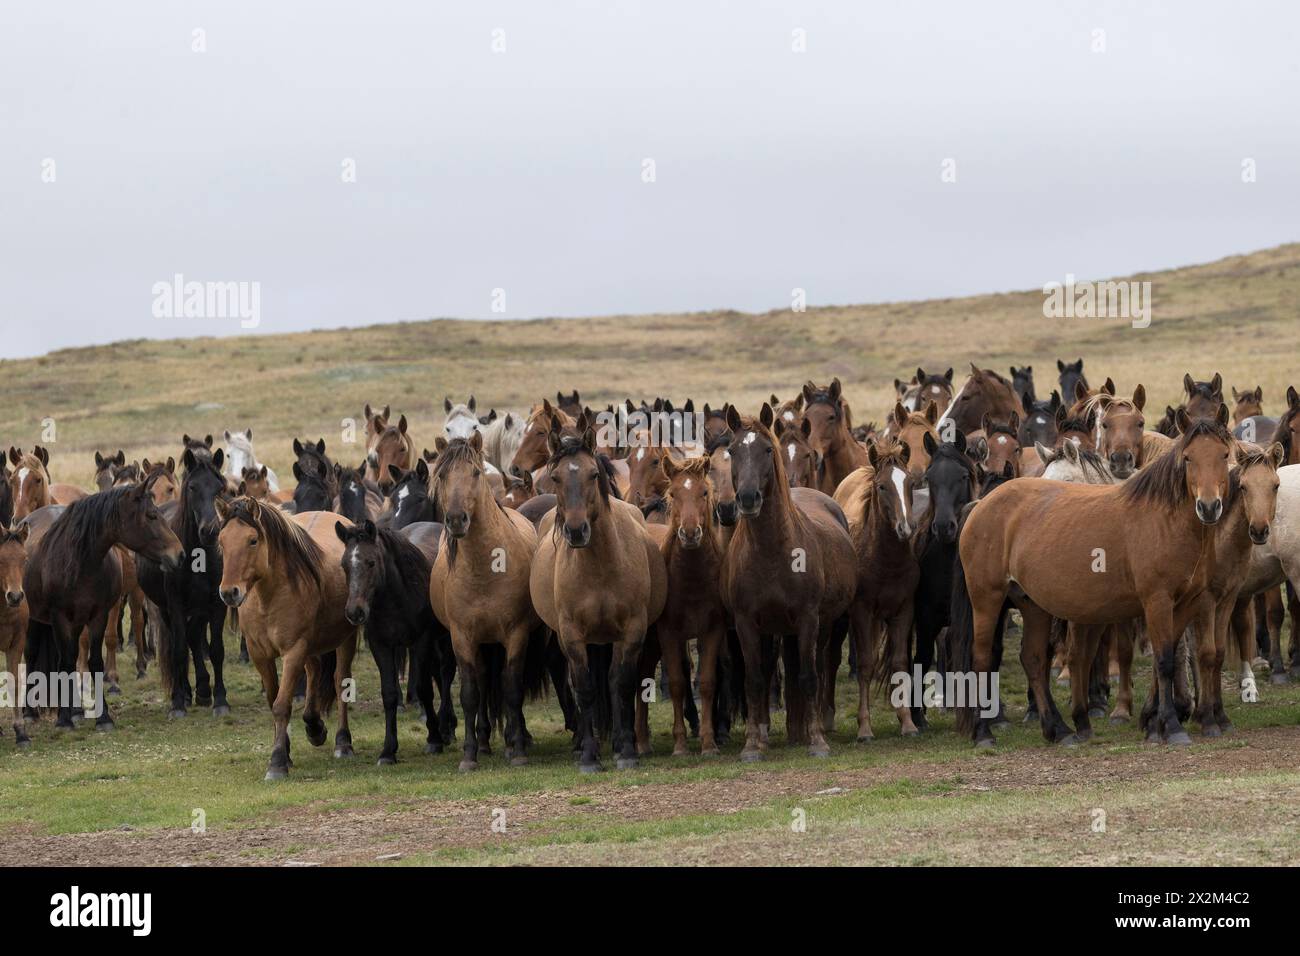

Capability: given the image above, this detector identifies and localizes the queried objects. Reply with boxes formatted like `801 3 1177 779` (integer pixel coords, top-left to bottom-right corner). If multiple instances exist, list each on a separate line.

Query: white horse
443 396 482 440
483 411 526 473
223 428 279 491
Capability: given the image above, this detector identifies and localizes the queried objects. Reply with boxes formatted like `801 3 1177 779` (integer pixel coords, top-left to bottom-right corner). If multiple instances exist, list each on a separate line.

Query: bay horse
137 447 232 718
223 429 279 492
136 458 181 504
951 407 1234 747
937 366 1024 440
1054 404 1097 450
904 368 955 413
980 413 1021 479
369 415 415 492
801 378 869 495
828 436 920 739
501 468 536 510
94 450 126 490
884 402 940 478
1184 373 1224 420
24 478 183 731
1088 387 1174 479
215 496 359 779
529 423 667 772
720 404 855 759
336 518 450 763
1232 386 1264 425
8 447 86 520
773 416 821 488
238 465 293 505
429 433 546 769
634 453 727 756
0 525 30 746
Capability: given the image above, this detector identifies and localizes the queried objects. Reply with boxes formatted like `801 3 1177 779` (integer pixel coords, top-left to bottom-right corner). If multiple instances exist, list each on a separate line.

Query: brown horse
529 422 667 772
239 465 293 504
428 433 543 769
1232 386 1264 425
979 412 1021 479
1054 404 1098 450
137 458 180 504
93 450 126 491
1089 387 1174 479
936 366 1024 440
0 525 30 746
885 402 940 478
720 404 856 759
1184 373 1224 420
511 400 574 475
952 407 1234 748
8 447 86 520
635 454 727 756
772 416 821 488
368 415 415 493
215 497 359 779
1271 386 1300 465
801 378 869 495
829 437 921 739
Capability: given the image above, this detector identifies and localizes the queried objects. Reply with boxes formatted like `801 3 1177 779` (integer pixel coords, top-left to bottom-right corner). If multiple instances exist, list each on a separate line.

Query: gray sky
2 0 1296 358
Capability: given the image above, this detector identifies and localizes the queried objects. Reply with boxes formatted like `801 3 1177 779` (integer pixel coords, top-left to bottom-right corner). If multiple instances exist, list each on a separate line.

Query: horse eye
366 559 376 569
472 469 481 478
249 537 259 547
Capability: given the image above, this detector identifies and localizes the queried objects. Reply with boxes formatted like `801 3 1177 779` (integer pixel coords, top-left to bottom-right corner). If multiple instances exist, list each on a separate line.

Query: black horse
380 460 439 529
335 519 453 763
1018 391 1061 451
24 480 183 730
137 450 232 718
1056 358 1088 406
291 438 336 514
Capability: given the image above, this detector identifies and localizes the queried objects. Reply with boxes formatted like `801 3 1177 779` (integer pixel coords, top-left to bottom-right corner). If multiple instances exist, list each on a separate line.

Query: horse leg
735 618 767 761
208 604 230 715
912 600 941 730
886 606 919 736
437 630 458 742
1261 586 1283 682
1190 596 1219 735
189 615 212 708
5 645 28 747
375 642 401 764
267 645 306 779
1229 596 1258 704
1066 622 1101 742
782 635 807 746
332 632 357 758
1018 605 1072 743
455 638 482 771
1109 621 1135 722
544 632 577 734
413 633 441 754
634 630 661 757
820 616 846 739
1147 598 1191 745
104 598 122 694
503 627 530 765
128 588 147 679
562 640 602 772
49 617 78 729
697 623 723 756
848 601 876 742
85 610 114 731
612 632 645 769
1086 626 1110 718
300 655 329 751
1288 580 1300 679
660 629 689 756
800 618 830 757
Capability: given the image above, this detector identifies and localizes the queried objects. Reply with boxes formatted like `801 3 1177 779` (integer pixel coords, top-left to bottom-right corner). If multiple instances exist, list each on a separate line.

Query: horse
0 525 30 747
215 497 359 779
136 448 233 718
428 434 546 769
1010 366 1036 409
905 368 955 414
1232 386 1264 425
1088 386 1174 479
238 465 293 505
884 401 940 479
937 366 1024 439
8 447 86 520
369 416 415 493
501 469 536 510
443 397 482 441
94 450 126 490
24 478 183 731
801 378 869 495
772 416 821 488
1184 373 1224 421
1056 359 1088 408
1054 403 1097 450
482 411 526 473
1155 405 1182 437
720 404 856 758
380 460 439 529
633 453 727 756
828 436 920 739
555 390 584 419
291 438 336 513
335 463 384 524
950 407 1234 748
980 412 1021 479
336 518 451 763
1018 391 1061 452
529 422 667 772
511 400 574 475
223 429 279 492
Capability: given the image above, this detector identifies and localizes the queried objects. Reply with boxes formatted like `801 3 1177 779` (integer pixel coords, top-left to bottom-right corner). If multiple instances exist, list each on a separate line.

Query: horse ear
945 368 954 383
924 401 938 425
1255 386 1263 402
166 457 176 474
1009 412 1020 433
1054 404 1067 427
1101 378 1115 396
486 408 497 423
923 431 938 456
581 426 596 453
362 519 377 540
660 451 678 478
759 403 774 430
1034 441 1053 464
571 390 580 403
258 464 267 479
7 448 17 467
416 459 430 483
444 397 453 414
36 446 48 466
916 368 926 384
504 412 514 429
725 404 742 433
1001 461 1014 479
772 418 785 437
470 430 483 452
182 448 196 472
894 379 904 395
1057 359 1066 373
1289 386 1300 410
382 405 390 422
829 379 842 402
292 462 304 482
1073 380 1088 403
224 430 232 442
1211 373 1222 395
1269 442 1286 468
356 460 366 478
315 458 328 479
387 464 403 485
867 442 880 469
293 438 304 456
792 394 804 412
334 520 349 543
1232 386 1241 401
212 448 224 470
1175 407 1192 435
800 417 812 439
1132 385 1146 411
95 451 104 468
215 496 231 522
435 436 449 453
1063 441 1081 464
1049 390 1061 412
893 402 908 427
398 414 408 435
981 412 992 435
316 438 325 454
115 450 125 466
364 403 374 421
898 442 911 465
1216 403 1230 427
953 430 967 453
468 395 477 412
1183 373 1195 396
802 382 815 403
246 429 252 440
142 458 153 473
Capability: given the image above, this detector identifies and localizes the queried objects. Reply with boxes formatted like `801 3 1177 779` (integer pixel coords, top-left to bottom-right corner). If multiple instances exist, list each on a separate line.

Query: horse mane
1044 445 1113 484
1121 418 1230 510
375 525 432 593
222 497 323 593
36 486 129 581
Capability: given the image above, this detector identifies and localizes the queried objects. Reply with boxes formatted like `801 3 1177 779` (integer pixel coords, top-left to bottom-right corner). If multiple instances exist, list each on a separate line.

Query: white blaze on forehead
683 478 692 489
15 468 29 498
787 443 797 462
996 435 1008 445
396 484 409 501
742 432 757 445
890 466 910 522
783 410 795 421
635 447 645 461
568 462 579 472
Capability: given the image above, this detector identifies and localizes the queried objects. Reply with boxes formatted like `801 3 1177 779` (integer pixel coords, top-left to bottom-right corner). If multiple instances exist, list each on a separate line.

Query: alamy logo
152 274 261 328
1042 273 1150 329
50 886 151 936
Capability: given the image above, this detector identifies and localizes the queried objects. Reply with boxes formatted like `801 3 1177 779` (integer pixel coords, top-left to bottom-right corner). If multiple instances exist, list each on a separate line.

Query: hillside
4 243 1299 488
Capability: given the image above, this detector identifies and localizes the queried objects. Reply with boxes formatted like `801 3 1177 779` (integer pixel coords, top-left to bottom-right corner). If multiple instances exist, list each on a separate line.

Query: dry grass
3 242 1298 488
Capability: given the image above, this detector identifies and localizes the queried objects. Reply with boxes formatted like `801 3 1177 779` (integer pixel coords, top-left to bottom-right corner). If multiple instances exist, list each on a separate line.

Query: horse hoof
1087 706 1106 719
423 742 443 755
377 756 397 766
900 728 920 738
808 746 831 758
1219 721 1235 734
264 766 288 781
15 738 31 749
333 745 355 759
974 738 995 750
1109 715 1131 725
1201 725 1221 738
304 721 327 747
856 734 874 743
578 762 603 774
167 709 187 719
1167 732 1193 746
740 750 764 763
107 684 121 697
616 756 639 770
700 748 721 758
1271 673 1289 685
1061 734 1082 748
458 759 478 772
1022 711 1039 724
212 705 231 717
510 755 529 767
95 721 115 733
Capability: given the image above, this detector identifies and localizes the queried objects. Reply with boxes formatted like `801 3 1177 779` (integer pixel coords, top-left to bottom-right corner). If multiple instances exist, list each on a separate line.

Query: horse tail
483 643 505 732
523 626 550 701
155 598 181 700
948 549 977 737
587 642 613 739
313 650 338 714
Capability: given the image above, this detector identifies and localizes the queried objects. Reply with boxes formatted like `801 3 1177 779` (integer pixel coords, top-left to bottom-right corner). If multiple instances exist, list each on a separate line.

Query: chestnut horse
951 408 1234 748
368 416 414 494
772 416 821 489
511 400 574 475
429 433 545 770
720 404 856 759
8 447 86 520
1184 373 1224 421
530 423 667 772
801 378 868 495
1087 387 1174 479
216 497 359 778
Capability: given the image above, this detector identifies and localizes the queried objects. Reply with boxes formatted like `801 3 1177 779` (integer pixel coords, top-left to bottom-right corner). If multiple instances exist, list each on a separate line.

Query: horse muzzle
562 522 591 548
715 501 737 526
444 514 470 538
219 586 246 608
1195 498 1224 525
1250 524 1271 545
161 548 184 572
1108 453 1135 479
736 491 763 518
677 526 705 549
345 605 369 626
4 590 23 608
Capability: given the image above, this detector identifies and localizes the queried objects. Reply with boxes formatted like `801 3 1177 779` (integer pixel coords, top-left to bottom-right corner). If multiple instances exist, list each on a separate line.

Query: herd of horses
4 360 1300 778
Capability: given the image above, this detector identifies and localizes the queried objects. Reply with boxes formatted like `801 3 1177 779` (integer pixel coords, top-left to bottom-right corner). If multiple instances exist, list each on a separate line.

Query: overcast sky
1 0 1296 358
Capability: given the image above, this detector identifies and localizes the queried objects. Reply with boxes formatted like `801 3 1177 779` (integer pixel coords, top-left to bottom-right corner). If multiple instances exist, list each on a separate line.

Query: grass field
3 241 1300 865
